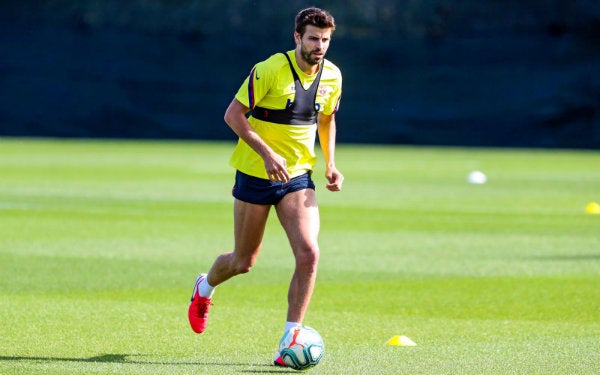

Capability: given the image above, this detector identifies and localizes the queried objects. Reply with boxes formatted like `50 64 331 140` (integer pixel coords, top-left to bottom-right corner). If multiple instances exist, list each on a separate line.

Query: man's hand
325 167 344 191
264 153 291 182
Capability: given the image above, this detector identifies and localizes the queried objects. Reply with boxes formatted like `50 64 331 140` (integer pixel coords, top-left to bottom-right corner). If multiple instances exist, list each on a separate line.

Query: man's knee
295 244 320 270
232 255 257 275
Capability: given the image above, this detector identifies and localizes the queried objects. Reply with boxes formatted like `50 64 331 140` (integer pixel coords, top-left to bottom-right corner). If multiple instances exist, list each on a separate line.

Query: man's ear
293 31 301 46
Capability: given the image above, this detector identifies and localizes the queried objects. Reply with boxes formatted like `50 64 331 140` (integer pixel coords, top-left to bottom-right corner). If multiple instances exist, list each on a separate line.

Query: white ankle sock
198 277 215 298
284 321 301 334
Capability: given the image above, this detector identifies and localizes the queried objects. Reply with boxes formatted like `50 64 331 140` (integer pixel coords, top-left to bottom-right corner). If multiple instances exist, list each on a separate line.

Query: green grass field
1 138 599 374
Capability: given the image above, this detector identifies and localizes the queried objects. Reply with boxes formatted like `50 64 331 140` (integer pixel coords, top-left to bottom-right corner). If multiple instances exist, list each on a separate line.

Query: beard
300 44 323 66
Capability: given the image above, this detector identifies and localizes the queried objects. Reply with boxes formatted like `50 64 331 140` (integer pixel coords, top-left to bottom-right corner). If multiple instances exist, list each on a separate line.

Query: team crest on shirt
287 84 329 96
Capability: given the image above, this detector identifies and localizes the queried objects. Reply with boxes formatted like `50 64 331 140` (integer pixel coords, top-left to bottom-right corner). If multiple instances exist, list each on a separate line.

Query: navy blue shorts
232 170 315 205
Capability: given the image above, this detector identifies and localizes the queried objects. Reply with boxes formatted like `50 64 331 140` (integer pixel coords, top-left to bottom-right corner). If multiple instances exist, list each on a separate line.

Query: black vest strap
252 53 323 125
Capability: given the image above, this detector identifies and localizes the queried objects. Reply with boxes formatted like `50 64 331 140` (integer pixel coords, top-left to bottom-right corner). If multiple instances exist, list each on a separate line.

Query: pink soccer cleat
188 274 213 334
273 353 287 367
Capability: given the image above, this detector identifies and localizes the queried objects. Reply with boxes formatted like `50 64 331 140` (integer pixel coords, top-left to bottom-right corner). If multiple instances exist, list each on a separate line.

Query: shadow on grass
0 354 296 372
530 254 600 261
0 354 134 363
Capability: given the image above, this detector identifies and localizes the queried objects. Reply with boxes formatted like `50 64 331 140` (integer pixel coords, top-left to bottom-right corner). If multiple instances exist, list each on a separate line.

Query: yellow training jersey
229 50 342 179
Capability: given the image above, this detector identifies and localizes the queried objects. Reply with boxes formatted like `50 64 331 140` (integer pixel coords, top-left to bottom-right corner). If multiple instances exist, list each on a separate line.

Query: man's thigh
275 189 320 249
233 198 271 257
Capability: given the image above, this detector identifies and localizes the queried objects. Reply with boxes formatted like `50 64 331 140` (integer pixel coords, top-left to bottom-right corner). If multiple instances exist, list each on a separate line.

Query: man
188 7 343 366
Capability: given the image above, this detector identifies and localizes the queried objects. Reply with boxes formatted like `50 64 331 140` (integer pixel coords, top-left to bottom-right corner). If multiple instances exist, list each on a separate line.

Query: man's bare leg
275 188 320 323
207 199 271 287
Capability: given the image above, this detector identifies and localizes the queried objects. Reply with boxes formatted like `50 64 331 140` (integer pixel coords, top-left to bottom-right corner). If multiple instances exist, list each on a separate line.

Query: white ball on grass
467 170 487 184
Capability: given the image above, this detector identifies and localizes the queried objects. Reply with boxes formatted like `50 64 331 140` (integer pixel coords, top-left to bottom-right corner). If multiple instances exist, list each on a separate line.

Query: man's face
295 25 332 66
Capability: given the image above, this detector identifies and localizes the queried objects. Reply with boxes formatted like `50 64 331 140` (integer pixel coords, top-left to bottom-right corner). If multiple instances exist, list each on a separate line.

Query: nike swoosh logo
255 71 260 80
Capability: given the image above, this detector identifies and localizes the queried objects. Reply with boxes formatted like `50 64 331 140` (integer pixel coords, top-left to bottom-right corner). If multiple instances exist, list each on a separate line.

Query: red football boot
188 274 213 334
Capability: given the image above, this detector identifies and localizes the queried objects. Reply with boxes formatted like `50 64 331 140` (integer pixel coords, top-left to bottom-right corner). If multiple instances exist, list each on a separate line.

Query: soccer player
188 7 343 366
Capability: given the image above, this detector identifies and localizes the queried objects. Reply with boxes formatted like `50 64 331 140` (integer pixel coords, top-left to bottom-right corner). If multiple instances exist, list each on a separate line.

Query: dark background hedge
1 0 599 148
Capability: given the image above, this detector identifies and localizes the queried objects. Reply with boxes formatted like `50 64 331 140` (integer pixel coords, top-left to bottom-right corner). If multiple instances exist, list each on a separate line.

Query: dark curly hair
295 7 336 36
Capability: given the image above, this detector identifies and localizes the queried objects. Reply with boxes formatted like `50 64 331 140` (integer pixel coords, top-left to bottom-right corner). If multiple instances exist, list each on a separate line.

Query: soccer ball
278 325 324 370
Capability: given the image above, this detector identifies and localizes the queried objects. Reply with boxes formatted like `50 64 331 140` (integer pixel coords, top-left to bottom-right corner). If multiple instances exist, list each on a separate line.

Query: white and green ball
278 325 324 371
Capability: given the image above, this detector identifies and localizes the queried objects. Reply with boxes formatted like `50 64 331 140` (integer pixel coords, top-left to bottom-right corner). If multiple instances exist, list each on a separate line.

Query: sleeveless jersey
229 50 342 179
252 52 324 125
